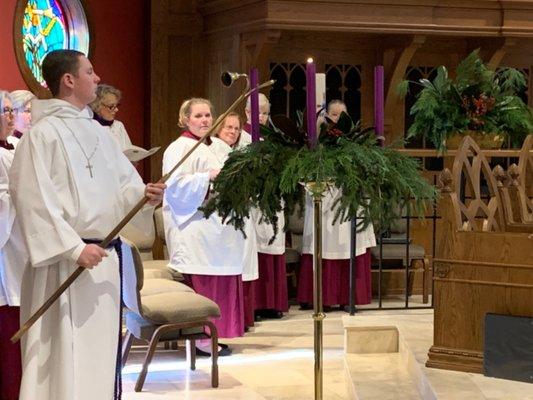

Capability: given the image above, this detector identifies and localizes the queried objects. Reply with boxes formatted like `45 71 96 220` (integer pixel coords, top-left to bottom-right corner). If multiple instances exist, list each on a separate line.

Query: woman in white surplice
163 100 255 355
210 112 258 329
297 100 376 309
0 90 27 400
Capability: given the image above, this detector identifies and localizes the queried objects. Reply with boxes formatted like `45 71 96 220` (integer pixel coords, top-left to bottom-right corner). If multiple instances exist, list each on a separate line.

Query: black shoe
263 309 283 319
254 313 263 322
196 343 232 357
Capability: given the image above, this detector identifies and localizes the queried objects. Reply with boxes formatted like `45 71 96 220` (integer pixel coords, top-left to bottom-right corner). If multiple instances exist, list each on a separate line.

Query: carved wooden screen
451 137 504 232
269 62 362 121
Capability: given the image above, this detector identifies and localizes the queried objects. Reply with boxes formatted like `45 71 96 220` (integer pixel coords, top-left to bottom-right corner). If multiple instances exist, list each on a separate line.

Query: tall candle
306 58 317 148
374 65 384 147
250 68 260 142
316 73 326 114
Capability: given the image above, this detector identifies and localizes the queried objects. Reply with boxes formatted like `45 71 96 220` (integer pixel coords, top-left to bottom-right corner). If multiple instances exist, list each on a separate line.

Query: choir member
242 94 289 320
90 84 133 150
297 100 376 309
163 99 254 355
9 50 165 400
0 90 26 400
10 90 35 139
210 112 259 329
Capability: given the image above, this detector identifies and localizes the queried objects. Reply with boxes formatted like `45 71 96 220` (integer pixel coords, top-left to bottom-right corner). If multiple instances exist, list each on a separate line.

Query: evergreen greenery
201 111 437 239
400 50 533 152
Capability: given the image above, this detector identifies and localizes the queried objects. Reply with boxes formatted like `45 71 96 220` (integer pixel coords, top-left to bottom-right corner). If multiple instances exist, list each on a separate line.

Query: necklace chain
62 121 99 178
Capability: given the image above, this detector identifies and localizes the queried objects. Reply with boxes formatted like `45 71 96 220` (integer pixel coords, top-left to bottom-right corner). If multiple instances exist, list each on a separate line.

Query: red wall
0 0 149 174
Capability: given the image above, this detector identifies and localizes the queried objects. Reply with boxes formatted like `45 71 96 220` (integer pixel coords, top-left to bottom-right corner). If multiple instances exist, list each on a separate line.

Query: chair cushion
141 291 221 324
140 279 193 297
143 260 184 281
143 259 169 270
370 244 425 264
144 268 174 280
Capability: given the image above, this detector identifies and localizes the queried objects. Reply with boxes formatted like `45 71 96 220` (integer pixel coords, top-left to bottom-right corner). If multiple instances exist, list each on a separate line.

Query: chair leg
407 261 415 297
422 258 429 304
206 321 219 388
121 330 134 369
187 339 196 370
135 326 166 392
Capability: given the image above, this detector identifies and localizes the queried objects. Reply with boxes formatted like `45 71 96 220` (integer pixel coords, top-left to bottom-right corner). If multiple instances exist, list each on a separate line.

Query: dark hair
42 50 85 97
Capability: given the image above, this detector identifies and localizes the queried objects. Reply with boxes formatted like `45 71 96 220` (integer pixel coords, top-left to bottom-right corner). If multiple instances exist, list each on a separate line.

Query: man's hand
77 244 108 269
145 182 166 206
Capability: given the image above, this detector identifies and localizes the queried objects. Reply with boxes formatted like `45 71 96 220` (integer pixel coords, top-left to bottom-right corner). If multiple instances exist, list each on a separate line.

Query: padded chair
120 214 156 261
121 238 221 392
370 217 430 303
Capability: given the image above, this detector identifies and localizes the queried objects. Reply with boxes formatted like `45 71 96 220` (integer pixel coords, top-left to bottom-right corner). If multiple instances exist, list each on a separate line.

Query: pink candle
306 58 317 148
250 68 260 142
374 65 384 147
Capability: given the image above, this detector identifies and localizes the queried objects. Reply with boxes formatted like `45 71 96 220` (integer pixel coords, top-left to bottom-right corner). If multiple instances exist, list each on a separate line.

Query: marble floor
122 306 351 400
343 310 533 400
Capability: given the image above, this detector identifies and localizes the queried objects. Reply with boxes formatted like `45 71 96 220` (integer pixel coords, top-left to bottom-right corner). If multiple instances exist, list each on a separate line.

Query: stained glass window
15 0 90 94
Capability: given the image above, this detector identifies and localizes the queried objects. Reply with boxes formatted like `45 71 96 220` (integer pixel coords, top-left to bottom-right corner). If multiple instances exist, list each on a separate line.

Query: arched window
269 62 362 122
14 0 90 97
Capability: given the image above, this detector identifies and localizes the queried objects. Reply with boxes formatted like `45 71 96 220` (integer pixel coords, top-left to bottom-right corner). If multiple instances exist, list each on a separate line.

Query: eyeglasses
2 107 15 116
102 103 120 111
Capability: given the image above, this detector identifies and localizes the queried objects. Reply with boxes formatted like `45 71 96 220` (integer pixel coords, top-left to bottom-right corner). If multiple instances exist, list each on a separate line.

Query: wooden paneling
426 139 533 373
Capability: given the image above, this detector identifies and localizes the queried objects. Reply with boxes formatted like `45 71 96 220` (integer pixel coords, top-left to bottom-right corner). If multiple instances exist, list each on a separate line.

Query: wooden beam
487 38 517 69
383 35 426 141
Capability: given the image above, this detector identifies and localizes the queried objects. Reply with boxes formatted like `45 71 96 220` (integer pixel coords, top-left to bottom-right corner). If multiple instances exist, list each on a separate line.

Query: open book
123 145 160 162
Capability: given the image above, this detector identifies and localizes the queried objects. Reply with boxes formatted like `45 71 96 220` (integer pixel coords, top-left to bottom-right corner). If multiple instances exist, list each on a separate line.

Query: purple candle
374 65 384 147
250 68 260 142
306 58 317 148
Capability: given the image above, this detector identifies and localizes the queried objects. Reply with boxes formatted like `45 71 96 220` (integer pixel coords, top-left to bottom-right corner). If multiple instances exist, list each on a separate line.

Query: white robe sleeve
0 155 15 249
163 141 210 227
8 129 86 268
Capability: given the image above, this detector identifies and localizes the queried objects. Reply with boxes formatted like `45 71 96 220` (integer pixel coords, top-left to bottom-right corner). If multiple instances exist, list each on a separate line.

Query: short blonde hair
10 90 35 110
178 98 214 128
90 84 122 112
216 112 241 135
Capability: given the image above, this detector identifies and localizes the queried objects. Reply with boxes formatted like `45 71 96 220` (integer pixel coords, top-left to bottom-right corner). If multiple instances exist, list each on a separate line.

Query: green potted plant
399 50 533 153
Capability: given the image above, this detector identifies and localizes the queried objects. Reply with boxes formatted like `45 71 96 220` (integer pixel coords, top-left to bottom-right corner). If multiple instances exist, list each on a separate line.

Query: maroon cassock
253 253 289 312
296 250 372 306
0 305 22 400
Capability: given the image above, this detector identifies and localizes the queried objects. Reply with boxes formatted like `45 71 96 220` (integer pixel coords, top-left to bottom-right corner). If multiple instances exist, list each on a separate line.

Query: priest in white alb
9 50 165 400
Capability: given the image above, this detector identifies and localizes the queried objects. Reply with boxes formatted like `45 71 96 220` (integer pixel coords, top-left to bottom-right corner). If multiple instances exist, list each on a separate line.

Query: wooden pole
11 79 275 343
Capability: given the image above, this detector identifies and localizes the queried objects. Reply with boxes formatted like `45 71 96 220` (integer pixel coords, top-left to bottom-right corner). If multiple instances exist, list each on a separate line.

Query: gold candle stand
305 182 328 400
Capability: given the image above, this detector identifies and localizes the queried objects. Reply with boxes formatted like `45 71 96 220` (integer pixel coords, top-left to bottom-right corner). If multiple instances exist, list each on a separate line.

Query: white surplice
107 119 133 151
209 137 258 281
240 128 286 255
0 146 27 307
163 136 253 277
301 187 376 259
9 99 148 400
